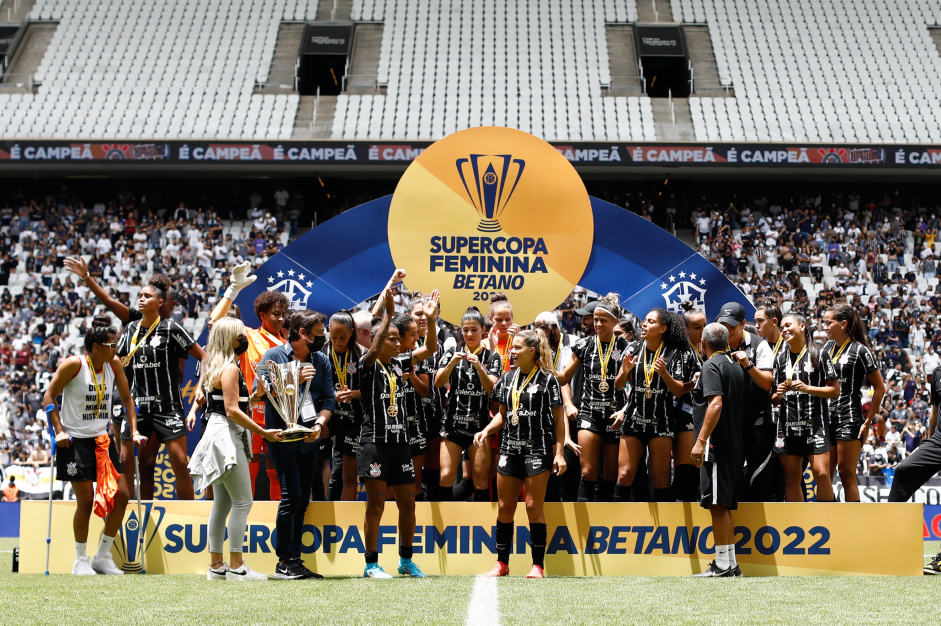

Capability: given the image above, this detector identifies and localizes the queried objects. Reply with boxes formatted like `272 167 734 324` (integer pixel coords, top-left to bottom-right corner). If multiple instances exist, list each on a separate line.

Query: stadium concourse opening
297 23 353 96
637 25 691 98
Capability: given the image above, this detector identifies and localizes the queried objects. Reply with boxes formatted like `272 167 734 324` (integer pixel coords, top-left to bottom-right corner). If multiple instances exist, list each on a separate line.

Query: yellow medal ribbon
551 344 562 372
330 346 348 390
465 344 483 356
830 338 851 364
772 335 784 357
642 342 664 399
86 355 106 420
376 361 398 418
784 345 808 384
121 316 160 366
595 336 616 392
690 341 704 363
509 366 539 426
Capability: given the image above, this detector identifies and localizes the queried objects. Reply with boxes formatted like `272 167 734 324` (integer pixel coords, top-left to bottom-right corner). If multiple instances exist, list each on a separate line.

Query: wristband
744 364 754 371
44 403 56 415
224 286 239 301
697 437 707 443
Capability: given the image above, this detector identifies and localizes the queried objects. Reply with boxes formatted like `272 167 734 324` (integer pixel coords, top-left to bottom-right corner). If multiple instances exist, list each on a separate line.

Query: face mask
233 335 249 356
307 335 326 353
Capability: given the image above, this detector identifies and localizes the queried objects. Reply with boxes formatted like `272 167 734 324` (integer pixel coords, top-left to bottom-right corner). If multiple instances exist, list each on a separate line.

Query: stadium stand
678 0 941 142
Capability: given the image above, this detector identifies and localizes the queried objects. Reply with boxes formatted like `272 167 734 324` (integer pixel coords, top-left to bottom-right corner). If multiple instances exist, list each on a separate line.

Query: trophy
456 154 526 233
258 360 314 442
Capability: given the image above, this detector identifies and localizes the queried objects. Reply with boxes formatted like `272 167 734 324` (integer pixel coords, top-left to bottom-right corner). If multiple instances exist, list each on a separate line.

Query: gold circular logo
388 127 593 325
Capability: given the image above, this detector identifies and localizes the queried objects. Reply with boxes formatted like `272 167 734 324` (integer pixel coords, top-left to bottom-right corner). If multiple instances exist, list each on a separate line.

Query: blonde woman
188 318 285 581
475 329 566 578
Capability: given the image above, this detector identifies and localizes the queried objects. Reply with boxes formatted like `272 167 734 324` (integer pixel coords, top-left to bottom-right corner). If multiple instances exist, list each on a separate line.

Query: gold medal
595 336 616 397
598 380 610 393
510 366 539 429
121 316 161 366
377 360 398 420
645 388 653 400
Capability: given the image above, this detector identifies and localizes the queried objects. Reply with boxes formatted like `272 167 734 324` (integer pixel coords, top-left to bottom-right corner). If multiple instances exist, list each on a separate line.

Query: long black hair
462 306 485 328
327 309 363 359
650 308 688 350
782 312 821 370
392 313 416 336
827 303 869 347
84 314 117 351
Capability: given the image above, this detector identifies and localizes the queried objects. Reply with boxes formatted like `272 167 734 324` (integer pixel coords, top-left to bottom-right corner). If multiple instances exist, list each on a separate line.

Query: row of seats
332 0 657 140
0 0 318 140
673 0 941 143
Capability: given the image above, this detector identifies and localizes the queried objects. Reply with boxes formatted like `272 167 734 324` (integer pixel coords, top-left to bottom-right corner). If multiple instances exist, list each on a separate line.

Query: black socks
496 521 514 564
530 523 547 568
474 488 491 502
577 479 596 503
613 483 633 502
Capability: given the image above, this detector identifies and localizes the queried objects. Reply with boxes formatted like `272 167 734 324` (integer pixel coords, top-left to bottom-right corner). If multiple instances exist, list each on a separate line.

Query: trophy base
477 218 501 233
280 425 314 442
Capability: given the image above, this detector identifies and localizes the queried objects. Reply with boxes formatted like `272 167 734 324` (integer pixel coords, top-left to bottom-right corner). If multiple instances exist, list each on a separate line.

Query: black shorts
674 405 696 433
576 415 620 445
830 418 862 443
774 428 829 457
621 430 674 446
497 453 552 479
441 413 485 450
332 412 361 457
121 411 186 443
56 435 123 482
406 414 429 457
358 442 415 486
700 461 742 510
620 412 674 441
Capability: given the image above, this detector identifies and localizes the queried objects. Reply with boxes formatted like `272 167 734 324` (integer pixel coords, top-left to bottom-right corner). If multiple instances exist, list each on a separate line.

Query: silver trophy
259 360 314 442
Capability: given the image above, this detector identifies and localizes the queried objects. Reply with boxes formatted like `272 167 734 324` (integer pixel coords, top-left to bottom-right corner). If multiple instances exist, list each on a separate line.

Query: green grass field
1 538 939 625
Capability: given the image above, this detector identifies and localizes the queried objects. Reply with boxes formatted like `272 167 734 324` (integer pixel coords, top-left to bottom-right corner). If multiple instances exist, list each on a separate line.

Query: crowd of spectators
1 181 939 493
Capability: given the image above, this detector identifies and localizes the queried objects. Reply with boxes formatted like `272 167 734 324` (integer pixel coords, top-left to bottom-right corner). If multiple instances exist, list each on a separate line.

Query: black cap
575 301 598 316
715 302 746 326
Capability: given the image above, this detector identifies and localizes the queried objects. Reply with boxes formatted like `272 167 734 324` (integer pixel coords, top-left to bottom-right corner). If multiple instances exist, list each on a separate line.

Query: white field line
465 575 500 626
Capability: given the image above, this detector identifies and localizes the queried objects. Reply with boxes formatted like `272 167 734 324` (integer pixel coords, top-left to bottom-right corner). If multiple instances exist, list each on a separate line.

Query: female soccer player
771 313 840 502
117 283 204 500
475 329 566 578
44 315 143 575
674 303 707 501
435 307 503 502
359 289 439 578
612 309 690 502
323 310 364 501
822 304 885 501
188 317 284 581
411 294 446 501
488 293 520 373
392 311 432 500
557 294 629 502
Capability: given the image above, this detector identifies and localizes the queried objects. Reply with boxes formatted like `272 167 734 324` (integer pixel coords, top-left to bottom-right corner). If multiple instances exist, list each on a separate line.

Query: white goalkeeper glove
224 261 258 300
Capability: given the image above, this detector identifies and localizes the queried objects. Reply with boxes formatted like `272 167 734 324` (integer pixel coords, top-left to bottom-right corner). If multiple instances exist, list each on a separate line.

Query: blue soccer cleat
397 559 427 578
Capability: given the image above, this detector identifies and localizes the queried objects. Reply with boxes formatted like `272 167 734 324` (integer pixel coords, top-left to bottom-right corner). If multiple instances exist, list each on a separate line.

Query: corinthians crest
660 271 707 313
456 154 525 232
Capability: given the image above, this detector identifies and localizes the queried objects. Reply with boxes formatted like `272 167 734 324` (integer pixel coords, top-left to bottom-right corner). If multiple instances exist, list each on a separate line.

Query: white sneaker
90 553 125 575
207 564 228 580
226 563 268 581
72 556 97 575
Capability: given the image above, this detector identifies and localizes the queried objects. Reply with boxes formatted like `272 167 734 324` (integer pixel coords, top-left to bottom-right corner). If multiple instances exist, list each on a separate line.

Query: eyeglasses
100 342 118 349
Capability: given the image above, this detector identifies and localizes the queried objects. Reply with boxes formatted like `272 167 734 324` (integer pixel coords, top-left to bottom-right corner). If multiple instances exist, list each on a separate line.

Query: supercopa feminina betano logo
387 127 594 326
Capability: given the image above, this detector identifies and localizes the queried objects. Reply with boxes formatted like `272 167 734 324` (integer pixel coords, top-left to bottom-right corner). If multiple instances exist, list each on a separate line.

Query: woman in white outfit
189 317 284 581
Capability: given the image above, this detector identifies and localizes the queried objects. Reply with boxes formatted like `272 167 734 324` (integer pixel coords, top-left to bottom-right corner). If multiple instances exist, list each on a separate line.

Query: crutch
44 417 67 576
134 437 148 574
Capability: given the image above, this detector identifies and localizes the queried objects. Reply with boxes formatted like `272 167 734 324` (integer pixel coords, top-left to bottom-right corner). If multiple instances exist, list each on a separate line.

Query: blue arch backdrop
177 195 755 491
230 195 754 328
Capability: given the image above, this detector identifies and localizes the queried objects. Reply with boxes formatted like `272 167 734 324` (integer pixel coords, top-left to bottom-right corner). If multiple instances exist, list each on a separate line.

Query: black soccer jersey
117 318 195 414
439 346 503 423
675 344 704 429
491 368 562 456
823 340 878 427
358 353 413 445
419 343 445 431
204 369 250 417
692 353 745 464
322 344 363 439
621 342 688 435
572 336 630 421
773 346 838 437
